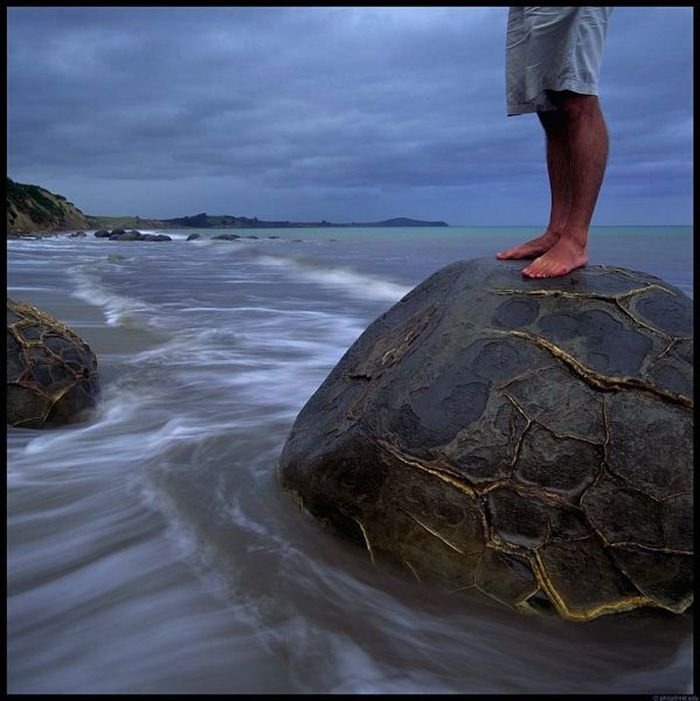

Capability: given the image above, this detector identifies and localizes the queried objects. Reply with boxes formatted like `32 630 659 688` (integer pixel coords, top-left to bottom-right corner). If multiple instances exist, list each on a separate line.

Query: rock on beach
7 298 100 428
278 257 693 622
93 228 171 241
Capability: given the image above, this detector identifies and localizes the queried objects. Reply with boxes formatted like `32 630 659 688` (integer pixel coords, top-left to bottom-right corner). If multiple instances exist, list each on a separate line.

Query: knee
551 91 601 123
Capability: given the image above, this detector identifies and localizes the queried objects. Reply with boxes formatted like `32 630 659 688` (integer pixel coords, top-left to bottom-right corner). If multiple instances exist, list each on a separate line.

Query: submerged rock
278 257 693 622
7 298 100 428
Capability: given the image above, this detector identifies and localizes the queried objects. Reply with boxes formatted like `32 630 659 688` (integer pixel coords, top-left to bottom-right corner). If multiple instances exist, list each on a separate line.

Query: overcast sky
7 6 693 225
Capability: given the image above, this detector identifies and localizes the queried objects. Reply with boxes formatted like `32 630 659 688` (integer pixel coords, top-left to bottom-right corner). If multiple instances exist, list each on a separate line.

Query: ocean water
6 226 694 694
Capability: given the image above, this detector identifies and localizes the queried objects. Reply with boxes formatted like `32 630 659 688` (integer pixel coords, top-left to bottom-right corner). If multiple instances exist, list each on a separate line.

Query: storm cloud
7 6 693 224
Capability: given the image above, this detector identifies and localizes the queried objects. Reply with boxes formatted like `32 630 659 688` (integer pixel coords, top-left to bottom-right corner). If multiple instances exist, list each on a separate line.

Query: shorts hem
507 81 600 116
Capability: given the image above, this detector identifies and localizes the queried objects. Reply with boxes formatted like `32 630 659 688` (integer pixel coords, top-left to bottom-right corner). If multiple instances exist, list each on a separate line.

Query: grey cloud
7 6 693 224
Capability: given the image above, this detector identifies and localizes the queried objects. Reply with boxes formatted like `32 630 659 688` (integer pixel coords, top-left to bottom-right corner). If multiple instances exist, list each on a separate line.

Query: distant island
6 178 448 235
155 213 449 229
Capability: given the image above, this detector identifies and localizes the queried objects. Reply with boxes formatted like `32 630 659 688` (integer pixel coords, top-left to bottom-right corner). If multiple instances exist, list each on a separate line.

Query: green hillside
7 178 91 234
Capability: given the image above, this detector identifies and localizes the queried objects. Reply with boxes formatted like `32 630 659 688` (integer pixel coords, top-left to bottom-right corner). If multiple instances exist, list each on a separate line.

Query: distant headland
6 178 448 235
155 213 449 229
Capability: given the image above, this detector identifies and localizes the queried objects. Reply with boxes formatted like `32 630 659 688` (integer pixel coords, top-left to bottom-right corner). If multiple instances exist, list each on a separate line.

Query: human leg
496 109 571 260
499 6 612 276
521 92 608 278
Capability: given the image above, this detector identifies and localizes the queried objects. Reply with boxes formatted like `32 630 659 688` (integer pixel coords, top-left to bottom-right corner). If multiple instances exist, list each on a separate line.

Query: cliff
7 178 91 234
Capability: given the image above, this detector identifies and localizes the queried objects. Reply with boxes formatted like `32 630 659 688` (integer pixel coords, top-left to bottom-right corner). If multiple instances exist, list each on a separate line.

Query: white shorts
506 6 612 116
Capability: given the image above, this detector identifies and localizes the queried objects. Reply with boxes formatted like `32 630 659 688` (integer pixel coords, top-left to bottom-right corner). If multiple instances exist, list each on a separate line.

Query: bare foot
521 236 587 278
496 230 560 260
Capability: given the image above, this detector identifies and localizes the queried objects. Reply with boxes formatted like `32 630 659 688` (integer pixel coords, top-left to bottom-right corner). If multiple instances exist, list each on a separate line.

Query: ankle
542 228 563 242
558 231 588 251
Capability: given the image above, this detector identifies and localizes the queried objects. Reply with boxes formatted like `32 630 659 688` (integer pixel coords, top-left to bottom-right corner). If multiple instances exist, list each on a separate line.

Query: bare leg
522 93 609 278
496 109 571 260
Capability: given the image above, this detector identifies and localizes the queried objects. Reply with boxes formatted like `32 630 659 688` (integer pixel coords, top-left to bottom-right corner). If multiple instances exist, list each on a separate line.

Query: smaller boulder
94 229 111 238
141 233 172 241
213 233 241 241
110 230 143 241
7 298 100 428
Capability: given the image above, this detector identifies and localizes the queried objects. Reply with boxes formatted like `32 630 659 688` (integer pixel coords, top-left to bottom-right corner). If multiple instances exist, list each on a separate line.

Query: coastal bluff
278 257 693 622
7 178 90 234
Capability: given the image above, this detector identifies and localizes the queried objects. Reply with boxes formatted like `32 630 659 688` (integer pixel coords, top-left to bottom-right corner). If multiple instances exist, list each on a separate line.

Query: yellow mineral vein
605 540 692 556
400 507 465 554
352 517 375 564
377 439 476 497
402 558 422 582
497 329 692 409
530 550 651 622
490 283 682 340
490 283 673 302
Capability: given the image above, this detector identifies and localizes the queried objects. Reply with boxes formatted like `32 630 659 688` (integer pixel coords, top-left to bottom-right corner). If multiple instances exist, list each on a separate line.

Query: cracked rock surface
278 257 693 622
7 298 100 428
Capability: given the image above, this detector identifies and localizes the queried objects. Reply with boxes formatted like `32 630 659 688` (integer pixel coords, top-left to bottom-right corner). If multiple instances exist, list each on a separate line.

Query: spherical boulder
7 298 100 428
109 230 142 241
140 233 172 241
278 257 693 622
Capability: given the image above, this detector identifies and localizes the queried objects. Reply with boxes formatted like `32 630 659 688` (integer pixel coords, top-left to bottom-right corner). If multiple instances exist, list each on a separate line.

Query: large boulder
7 298 100 428
278 258 693 622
